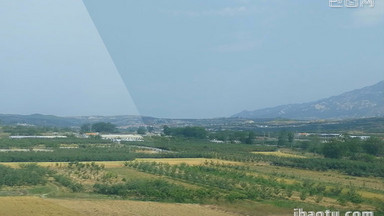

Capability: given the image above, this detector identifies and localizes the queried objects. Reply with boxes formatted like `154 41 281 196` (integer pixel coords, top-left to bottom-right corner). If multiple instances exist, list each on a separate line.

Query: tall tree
163 125 171 136
80 123 91 134
277 131 287 147
91 122 117 133
322 140 344 159
288 132 294 148
137 126 147 135
245 131 255 144
364 137 384 156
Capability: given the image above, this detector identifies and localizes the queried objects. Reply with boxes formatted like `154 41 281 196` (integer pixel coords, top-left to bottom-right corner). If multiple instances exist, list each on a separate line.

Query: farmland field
0 158 240 168
0 134 383 216
135 158 243 165
251 151 307 158
0 161 126 169
0 197 239 216
0 197 82 216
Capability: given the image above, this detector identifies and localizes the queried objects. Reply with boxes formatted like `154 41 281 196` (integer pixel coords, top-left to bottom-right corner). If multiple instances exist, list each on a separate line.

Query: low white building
10 136 67 139
210 139 224 143
101 134 143 142
350 135 370 140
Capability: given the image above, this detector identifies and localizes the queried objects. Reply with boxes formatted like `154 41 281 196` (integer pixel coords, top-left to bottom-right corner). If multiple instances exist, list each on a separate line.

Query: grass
134 149 159 154
251 151 307 158
0 196 240 216
108 167 203 190
0 196 83 216
48 198 239 216
360 191 384 200
247 162 384 193
107 167 158 180
213 200 292 216
27 185 56 195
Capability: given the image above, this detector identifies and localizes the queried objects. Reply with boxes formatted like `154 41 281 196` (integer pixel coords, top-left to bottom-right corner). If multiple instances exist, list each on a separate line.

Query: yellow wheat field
50 199 240 216
0 197 238 216
0 196 82 216
252 151 306 158
0 158 240 169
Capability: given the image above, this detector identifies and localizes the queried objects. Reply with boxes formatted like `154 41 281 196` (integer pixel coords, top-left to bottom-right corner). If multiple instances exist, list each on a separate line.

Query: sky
0 0 383 118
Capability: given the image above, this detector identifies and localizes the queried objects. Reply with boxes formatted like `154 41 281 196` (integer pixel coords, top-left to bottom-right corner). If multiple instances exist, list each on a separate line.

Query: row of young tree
0 148 136 162
213 152 384 177
123 161 365 205
125 161 285 200
0 137 112 149
94 179 214 203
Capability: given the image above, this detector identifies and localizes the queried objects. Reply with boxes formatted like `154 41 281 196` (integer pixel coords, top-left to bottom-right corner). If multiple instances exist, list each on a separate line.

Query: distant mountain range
0 114 148 127
0 113 237 128
233 81 384 120
1 81 383 127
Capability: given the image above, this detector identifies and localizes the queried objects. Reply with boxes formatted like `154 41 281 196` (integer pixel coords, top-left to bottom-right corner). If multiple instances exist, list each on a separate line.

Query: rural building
101 134 144 142
9 135 67 139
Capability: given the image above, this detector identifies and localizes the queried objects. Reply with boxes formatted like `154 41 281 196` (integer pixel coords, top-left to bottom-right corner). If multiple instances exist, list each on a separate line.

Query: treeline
80 122 118 134
272 131 384 160
270 157 384 177
162 126 257 144
0 164 51 187
276 131 295 147
0 137 113 149
163 126 207 139
214 152 384 177
0 148 135 162
123 161 365 205
1 122 119 135
1 125 73 136
124 136 276 154
278 133 384 160
94 179 214 203
320 137 384 159
208 130 256 144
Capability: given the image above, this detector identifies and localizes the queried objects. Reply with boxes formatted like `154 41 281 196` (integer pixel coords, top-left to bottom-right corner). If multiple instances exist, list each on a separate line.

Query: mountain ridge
233 81 384 120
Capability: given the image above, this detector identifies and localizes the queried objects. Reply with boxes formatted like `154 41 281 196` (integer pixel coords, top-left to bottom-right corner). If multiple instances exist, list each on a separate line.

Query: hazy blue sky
1 0 383 118
0 0 139 116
